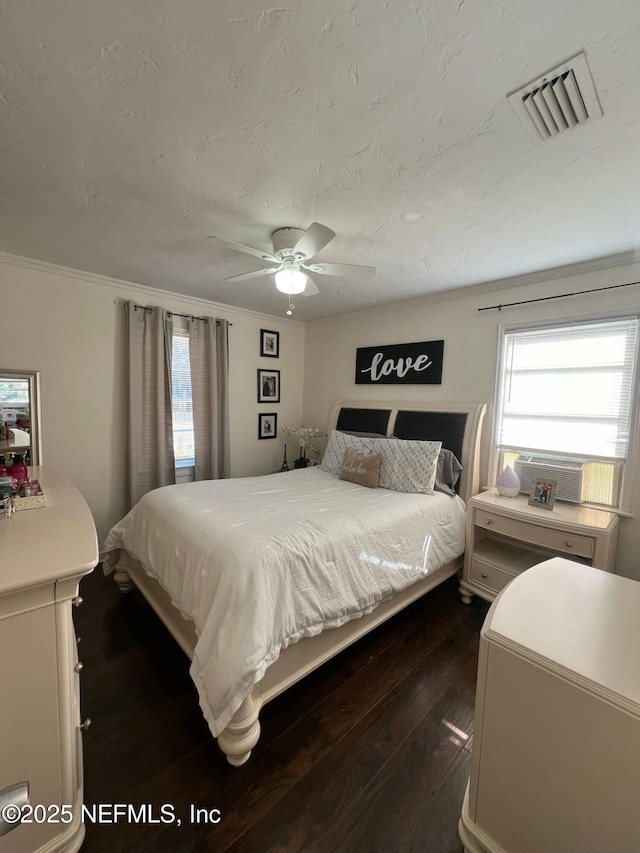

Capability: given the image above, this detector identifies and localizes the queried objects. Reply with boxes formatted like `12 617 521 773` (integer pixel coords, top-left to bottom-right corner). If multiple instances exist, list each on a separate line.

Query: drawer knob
565 541 573 548
481 572 488 579
80 718 92 732
74 662 83 673
485 519 492 525
73 595 83 608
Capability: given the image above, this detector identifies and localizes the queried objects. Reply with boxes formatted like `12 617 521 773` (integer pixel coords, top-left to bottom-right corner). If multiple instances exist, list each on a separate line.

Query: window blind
171 330 195 463
497 318 639 460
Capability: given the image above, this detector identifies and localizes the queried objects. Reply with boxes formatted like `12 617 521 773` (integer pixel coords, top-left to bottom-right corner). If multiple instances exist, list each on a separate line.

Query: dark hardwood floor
74 567 489 852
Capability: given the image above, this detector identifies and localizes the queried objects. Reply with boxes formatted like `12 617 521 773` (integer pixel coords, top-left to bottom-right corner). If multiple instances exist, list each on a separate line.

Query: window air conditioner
514 455 587 504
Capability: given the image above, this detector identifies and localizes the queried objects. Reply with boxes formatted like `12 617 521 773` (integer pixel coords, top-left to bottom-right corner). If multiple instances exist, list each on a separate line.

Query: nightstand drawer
475 510 594 560
470 558 515 594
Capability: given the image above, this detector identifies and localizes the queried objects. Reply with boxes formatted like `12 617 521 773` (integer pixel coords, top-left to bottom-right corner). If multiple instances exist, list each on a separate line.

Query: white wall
4 253 640 579
0 259 304 543
303 260 640 581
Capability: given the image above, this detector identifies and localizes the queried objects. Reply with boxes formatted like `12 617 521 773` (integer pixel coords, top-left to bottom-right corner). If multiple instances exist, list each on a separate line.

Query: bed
102 400 486 765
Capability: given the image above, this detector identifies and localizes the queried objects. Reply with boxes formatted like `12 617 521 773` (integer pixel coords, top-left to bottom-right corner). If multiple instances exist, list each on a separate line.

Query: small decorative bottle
496 464 521 497
10 453 28 483
279 444 290 472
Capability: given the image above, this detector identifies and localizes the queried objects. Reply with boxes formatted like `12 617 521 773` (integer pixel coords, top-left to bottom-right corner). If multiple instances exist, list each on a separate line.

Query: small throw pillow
339 450 381 488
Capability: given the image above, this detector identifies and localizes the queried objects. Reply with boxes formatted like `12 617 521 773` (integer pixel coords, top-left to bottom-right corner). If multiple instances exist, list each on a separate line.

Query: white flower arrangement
281 425 327 458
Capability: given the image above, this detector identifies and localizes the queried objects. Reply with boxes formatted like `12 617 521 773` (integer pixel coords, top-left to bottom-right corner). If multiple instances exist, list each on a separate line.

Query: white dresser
459 557 640 853
0 468 97 853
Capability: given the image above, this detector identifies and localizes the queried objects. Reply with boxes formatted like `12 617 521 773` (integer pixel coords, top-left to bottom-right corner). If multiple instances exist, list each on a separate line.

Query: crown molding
2 247 639 327
0 251 305 327
468 248 640 298
310 249 640 325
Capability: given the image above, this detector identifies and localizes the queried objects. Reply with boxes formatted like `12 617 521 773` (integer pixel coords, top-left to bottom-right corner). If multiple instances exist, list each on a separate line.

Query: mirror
0 369 42 466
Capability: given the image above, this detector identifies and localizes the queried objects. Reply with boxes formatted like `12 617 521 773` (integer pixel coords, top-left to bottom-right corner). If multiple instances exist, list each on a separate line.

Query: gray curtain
127 302 175 507
188 316 230 480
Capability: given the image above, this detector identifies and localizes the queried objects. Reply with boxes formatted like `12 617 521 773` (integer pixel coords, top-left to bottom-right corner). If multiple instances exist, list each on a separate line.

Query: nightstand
460 489 619 604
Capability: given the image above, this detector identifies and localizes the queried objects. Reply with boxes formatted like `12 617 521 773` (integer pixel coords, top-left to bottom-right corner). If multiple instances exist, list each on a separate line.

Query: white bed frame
113 400 486 766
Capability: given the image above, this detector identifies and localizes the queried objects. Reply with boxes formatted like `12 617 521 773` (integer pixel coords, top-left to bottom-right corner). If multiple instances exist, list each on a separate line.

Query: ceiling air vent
508 52 603 145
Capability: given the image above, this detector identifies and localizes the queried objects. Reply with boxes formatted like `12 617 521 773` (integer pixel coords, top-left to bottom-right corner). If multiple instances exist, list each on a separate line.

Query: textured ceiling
1 1 640 321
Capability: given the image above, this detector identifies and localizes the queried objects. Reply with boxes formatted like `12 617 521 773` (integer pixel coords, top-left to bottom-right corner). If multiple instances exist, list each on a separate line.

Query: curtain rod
168 310 233 325
127 300 233 325
477 279 640 312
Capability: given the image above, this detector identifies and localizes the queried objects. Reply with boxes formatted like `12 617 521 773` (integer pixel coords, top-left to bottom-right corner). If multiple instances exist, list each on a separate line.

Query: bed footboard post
217 693 261 767
113 552 134 593
459 579 473 605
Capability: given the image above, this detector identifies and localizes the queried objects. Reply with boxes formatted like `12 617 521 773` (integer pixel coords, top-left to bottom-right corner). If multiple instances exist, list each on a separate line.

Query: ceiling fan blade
293 222 336 259
208 236 277 263
302 277 320 297
305 262 376 279
224 267 279 282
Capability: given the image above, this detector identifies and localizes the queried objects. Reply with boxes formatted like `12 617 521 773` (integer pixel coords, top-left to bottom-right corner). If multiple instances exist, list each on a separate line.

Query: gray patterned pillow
434 449 463 496
320 430 375 475
369 437 442 494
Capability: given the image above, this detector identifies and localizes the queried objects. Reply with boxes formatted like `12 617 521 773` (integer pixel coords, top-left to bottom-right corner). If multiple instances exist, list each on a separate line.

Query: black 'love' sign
355 340 444 385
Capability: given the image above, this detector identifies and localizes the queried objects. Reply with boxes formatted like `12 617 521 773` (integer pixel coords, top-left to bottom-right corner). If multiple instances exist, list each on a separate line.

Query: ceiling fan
208 222 376 305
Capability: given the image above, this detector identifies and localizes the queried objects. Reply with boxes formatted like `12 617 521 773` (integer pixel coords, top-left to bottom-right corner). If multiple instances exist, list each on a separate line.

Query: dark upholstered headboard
336 407 468 462
335 407 392 437
330 400 486 502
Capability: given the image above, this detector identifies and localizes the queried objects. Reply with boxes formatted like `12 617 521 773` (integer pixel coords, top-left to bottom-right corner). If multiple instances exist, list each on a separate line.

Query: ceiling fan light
275 268 307 294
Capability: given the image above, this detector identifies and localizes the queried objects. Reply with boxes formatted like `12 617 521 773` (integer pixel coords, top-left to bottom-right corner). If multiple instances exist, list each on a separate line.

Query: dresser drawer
470 558 516 595
475 510 594 560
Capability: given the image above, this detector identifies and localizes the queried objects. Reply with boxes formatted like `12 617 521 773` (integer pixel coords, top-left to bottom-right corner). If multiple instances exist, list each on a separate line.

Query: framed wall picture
260 329 280 358
355 340 444 385
258 412 278 439
257 369 280 403
528 478 558 510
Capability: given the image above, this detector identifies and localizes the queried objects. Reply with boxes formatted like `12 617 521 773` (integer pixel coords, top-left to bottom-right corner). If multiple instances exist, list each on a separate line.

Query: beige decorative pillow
339 450 381 489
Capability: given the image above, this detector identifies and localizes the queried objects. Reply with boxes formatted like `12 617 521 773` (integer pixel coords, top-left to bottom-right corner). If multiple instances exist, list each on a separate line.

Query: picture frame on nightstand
528 478 558 510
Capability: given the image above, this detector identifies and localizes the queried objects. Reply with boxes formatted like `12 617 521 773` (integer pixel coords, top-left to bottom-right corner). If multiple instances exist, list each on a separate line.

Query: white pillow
320 430 375 475
368 437 442 494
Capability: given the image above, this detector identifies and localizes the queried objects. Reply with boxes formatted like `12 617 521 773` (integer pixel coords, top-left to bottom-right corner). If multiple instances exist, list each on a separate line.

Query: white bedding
102 467 466 737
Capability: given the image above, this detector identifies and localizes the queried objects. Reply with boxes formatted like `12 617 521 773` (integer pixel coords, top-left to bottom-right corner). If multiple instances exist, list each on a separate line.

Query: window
495 317 639 509
171 330 195 467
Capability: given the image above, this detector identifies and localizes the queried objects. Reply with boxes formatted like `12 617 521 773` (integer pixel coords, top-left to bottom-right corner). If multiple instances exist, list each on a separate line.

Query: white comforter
102 467 466 737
